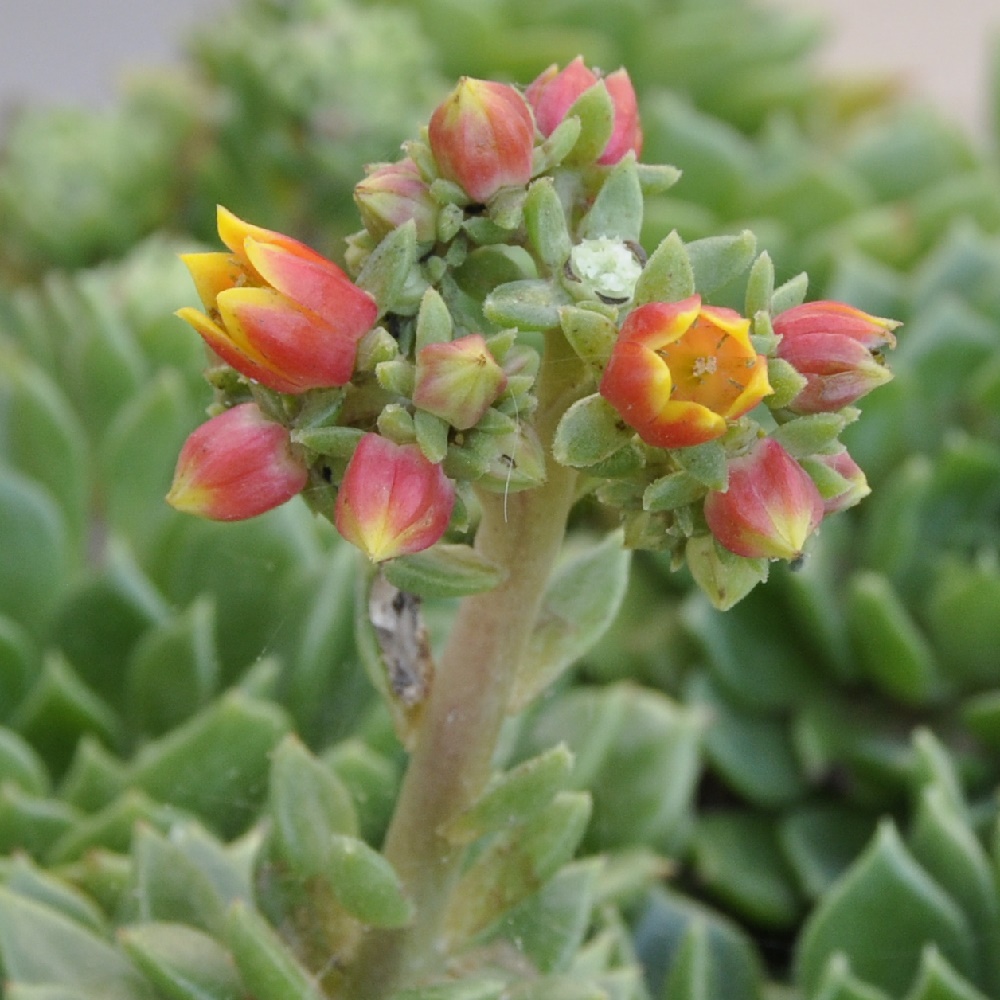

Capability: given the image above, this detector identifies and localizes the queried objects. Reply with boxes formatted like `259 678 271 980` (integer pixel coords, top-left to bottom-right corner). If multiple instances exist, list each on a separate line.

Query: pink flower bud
600 296 771 449
704 438 824 561
412 334 508 430
526 57 643 165
354 159 438 244
428 78 534 203
774 301 898 413
335 434 455 562
177 207 378 393
166 403 308 521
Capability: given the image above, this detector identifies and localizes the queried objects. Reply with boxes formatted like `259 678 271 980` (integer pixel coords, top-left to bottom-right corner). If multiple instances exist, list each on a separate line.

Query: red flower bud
526 57 643 165
354 159 438 244
177 207 378 393
428 78 534 203
600 295 771 449
166 403 308 521
335 434 455 562
704 438 824 561
774 301 898 413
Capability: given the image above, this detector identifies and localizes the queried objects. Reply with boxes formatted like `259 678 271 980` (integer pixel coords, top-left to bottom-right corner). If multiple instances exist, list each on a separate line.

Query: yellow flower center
656 317 758 414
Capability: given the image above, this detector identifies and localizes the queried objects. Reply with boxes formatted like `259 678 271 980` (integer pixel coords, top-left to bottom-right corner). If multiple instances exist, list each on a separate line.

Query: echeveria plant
161 59 895 996
6 1 1000 999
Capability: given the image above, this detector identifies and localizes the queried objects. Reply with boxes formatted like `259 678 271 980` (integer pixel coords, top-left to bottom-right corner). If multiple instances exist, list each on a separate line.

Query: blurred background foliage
2 0 1000 997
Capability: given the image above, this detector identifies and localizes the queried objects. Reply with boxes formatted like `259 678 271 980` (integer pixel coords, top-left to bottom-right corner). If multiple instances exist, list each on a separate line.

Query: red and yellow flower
334 434 455 562
176 206 378 394
704 438 824 561
600 295 771 449
774 301 898 413
166 403 308 521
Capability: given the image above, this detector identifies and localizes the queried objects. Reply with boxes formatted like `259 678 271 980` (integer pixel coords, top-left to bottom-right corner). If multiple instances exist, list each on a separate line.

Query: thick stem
348 332 586 998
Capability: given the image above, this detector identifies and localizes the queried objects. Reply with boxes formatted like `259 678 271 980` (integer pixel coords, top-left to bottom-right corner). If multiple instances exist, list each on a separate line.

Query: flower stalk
348 329 586 999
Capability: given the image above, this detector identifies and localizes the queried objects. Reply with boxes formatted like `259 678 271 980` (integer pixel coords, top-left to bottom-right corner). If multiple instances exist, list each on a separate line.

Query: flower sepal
685 534 770 611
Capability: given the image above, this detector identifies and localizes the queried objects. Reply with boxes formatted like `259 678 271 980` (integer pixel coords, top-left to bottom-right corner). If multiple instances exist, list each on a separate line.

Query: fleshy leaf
795 821 977 997
441 744 575 846
121 922 244 1000
510 533 630 712
382 544 506 599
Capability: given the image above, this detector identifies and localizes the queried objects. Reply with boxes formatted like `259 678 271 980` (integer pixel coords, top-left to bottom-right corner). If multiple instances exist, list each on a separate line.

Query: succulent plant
2 0 1000 999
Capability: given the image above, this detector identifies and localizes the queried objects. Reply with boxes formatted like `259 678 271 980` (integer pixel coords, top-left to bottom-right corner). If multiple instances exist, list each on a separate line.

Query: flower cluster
167 58 895 603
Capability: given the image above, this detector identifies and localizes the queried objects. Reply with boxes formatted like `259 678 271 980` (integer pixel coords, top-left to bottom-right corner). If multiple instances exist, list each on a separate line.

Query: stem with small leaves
347 329 587 999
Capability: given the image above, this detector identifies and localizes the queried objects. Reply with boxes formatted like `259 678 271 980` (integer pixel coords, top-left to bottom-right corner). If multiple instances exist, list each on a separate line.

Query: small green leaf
532 116 582 175
765 357 808 410
413 409 449 464
579 154 643 243
524 178 572 273
442 744 575 846
779 806 877 901
491 859 602 974
0 784 78 856
328 834 414 928
693 811 803 928
445 791 592 940
382 544 506 599
121 922 244 1000
634 231 695 306
557 306 617 371
744 252 776 318
907 947 992 1000
521 685 703 854
552 394 635 469
0 469 71 640
686 230 756 297
0 726 49 796
454 246 538 302
846 571 941 706
58 736 127 812
632 886 763 1000
46 789 182 865
684 535 768 612
510 533 631 712
130 825 229 934
0 348 89 547
355 221 419 317
908 785 1000 993
126 597 219 737
674 440 728 490
771 271 809 314
483 279 571 331
414 287 453 350
643 471 707 512
225 901 325 1000
268 734 358 879
10 653 122 777
771 411 853 457
688 673 808 808
3 855 105 932
563 81 614 166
